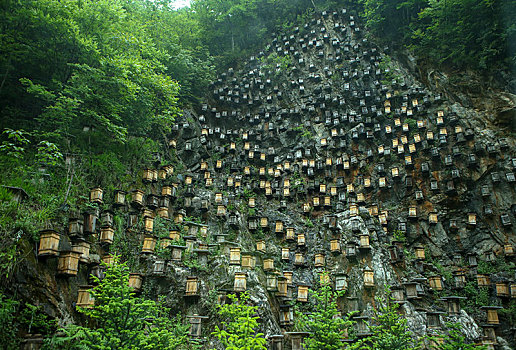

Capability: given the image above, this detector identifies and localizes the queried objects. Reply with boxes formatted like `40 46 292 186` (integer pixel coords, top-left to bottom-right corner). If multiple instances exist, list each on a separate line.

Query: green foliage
359 0 514 71
0 178 63 281
0 0 213 215
227 229 238 241
1 0 182 143
154 216 170 239
378 56 401 86
19 303 57 335
293 125 314 139
260 52 292 75
205 289 220 315
0 0 208 283
413 0 512 70
290 171 306 190
499 300 516 325
253 227 265 239
301 130 313 139
425 253 452 283
212 292 267 350
111 215 141 270
36 141 63 167
430 322 487 350
68 256 190 350
403 248 416 262
42 325 90 350
190 0 332 67
294 272 354 350
0 240 18 281
0 129 30 160
393 229 406 242
350 288 422 350
360 0 426 42
155 246 172 260
477 260 495 274
183 251 207 271
0 293 19 350
477 257 515 274
460 282 489 313
405 118 417 131
434 263 452 283
241 188 254 200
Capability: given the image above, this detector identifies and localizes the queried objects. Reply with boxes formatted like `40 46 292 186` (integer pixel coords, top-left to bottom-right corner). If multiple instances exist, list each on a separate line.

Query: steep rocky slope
10 7 516 350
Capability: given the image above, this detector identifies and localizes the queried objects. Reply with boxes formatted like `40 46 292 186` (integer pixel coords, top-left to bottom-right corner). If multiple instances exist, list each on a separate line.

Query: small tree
212 292 267 350
42 325 89 350
0 293 19 350
45 257 190 350
351 287 422 350
430 322 487 350
294 272 355 350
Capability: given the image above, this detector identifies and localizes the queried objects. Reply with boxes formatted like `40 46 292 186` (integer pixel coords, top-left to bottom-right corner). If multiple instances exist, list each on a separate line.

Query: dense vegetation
360 0 515 73
212 292 267 349
0 284 488 349
0 0 214 284
190 0 515 72
44 257 194 350
294 273 354 350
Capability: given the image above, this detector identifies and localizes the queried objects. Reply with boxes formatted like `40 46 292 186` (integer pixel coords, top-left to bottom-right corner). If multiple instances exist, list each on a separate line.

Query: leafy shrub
212 292 267 350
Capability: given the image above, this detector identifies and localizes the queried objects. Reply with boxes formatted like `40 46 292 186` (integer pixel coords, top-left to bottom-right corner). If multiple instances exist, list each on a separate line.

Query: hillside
0 1 515 350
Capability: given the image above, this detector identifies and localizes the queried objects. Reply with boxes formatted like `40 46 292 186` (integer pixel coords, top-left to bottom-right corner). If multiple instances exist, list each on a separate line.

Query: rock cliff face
11 7 516 350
